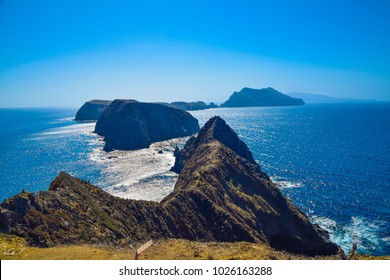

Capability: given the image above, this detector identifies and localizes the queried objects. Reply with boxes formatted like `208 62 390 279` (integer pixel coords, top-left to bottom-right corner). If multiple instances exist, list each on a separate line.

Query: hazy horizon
1 1 389 108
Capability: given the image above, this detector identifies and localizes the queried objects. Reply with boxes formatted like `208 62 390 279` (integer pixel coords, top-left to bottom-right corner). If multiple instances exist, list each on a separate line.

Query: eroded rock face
221 87 305 107
171 116 257 173
75 100 112 121
94 100 200 151
0 117 340 256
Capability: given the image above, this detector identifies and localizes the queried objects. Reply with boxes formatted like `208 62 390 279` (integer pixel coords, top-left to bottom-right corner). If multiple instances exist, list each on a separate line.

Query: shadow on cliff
0 116 342 257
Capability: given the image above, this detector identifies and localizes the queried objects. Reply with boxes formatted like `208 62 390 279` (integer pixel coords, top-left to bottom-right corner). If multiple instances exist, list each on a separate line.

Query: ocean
0 103 389 256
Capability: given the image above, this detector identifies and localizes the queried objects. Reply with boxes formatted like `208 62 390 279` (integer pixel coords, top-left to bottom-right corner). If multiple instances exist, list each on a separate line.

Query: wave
48 117 75 124
311 215 386 254
90 137 188 202
28 123 96 141
271 176 302 189
40 123 95 136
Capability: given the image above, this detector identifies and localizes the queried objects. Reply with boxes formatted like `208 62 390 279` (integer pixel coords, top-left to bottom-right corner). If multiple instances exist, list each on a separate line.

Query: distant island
95 99 199 151
75 100 217 123
74 100 112 121
221 87 305 107
288 92 376 104
158 101 218 111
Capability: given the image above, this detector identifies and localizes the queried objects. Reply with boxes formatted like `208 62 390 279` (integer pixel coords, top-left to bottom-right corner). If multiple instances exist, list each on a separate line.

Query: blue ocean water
0 103 389 255
191 103 390 256
0 108 102 200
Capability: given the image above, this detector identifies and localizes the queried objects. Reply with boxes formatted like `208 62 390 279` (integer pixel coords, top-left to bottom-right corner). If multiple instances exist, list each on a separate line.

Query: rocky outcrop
94 99 200 151
75 100 112 121
221 87 305 107
0 117 340 256
168 101 218 111
171 116 257 173
156 101 218 111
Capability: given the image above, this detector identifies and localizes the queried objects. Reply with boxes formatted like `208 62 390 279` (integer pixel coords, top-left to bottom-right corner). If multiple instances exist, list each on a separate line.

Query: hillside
0 116 339 256
221 87 305 107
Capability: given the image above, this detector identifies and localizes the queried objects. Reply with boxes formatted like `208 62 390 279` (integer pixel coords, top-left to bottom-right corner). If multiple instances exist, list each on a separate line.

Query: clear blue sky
0 0 389 107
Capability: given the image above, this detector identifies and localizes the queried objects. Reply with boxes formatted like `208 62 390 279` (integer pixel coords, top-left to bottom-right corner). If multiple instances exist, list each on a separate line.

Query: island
74 100 112 121
0 116 340 257
94 99 200 151
156 101 218 111
288 92 376 104
221 87 305 107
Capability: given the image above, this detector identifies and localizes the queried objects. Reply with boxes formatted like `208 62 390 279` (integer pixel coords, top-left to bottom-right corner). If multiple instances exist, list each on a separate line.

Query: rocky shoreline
0 116 340 257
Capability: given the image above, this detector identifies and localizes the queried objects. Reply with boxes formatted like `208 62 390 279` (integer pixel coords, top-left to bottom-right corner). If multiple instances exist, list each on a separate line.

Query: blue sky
0 0 389 107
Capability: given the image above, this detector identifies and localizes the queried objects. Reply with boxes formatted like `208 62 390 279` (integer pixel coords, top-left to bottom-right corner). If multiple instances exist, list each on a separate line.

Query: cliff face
0 173 167 247
167 117 338 255
221 87 305 107
75 100 112 121
94 99 200 151
0 117 339 256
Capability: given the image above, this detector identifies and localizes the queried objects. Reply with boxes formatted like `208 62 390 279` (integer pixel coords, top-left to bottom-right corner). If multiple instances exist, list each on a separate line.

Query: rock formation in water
74 100 112 121
221 87 305 107
168 101 218 111
156 101 218 111
0 117 340 256
94 99 200 151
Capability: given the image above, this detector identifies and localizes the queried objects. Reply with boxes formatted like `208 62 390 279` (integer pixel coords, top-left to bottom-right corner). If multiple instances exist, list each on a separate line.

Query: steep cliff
0 117 339 256
94 99 200 151
75 100 112 121
221 87 305 107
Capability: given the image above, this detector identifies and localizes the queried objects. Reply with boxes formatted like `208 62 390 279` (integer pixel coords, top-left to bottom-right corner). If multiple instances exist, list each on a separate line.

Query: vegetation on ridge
1 116 340 257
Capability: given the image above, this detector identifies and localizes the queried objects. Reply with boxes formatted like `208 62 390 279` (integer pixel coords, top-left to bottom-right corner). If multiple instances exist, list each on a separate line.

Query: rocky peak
171 116 257 173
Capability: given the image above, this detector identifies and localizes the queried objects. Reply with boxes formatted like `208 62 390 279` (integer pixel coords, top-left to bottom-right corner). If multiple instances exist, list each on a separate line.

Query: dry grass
137 239 342 260
0 234 135 260
1 234 387 260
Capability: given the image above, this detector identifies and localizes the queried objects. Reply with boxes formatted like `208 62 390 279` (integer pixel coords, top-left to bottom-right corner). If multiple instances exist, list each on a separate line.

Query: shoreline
0 105 389 256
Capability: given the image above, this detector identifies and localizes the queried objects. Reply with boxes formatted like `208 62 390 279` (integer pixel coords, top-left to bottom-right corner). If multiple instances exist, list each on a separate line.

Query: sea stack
0 116 340 256
75 100 112 121
95 99 200 151
221 87 305 107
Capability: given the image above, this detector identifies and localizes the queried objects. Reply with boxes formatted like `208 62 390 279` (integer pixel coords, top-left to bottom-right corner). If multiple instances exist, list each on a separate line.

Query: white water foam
33 120 187 202
40 123 95 136
27 122 96 141
311 215 385 254
271 176 302 189
90 137 188 202
48 117 75 124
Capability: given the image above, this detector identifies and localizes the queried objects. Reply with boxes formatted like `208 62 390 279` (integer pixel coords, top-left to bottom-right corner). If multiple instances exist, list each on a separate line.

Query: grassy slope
1 234 387 260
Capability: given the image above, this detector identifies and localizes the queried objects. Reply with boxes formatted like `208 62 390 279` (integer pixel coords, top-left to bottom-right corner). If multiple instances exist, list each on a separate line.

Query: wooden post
134 239 154 260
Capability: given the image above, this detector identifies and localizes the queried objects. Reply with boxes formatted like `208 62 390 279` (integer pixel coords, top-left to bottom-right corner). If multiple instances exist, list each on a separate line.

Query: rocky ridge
0 117 339 256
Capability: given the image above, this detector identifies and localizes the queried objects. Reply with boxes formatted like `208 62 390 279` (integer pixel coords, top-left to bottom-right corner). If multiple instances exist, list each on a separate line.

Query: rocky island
0 116 340 256
94 99 200 151
221 87 305 107
167 101 218 111
74 100 112 121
